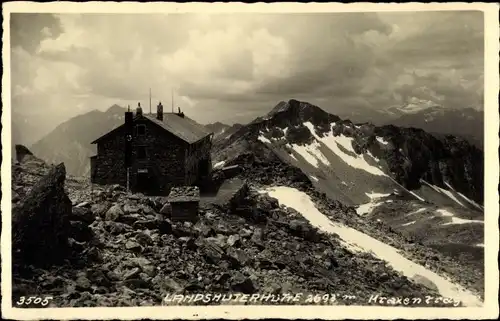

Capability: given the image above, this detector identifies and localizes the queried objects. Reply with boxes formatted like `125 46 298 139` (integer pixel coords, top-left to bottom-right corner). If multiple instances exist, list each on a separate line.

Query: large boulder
15 144 33 163
12 163 73 268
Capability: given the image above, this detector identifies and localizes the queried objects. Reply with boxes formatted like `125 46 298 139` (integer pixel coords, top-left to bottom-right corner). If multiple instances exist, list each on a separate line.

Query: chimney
177 107 185 118
136 102 143 116
157 101 163 121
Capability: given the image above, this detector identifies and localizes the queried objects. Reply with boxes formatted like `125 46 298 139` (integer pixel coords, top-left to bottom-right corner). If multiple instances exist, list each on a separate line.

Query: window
136 124 146 136
137 146 147 160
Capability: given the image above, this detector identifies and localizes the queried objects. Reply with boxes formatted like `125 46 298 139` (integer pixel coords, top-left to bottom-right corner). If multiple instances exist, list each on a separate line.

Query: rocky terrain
10 99 484 308
11 145 483 308
10 152 439 307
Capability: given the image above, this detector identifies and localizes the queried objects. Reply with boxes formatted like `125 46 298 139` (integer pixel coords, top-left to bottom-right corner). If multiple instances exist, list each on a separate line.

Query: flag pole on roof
149 88 152 115
171 87 174 113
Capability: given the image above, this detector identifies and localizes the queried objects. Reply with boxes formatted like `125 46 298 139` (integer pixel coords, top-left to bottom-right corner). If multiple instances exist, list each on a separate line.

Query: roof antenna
149 88 152 115
171 88 174 113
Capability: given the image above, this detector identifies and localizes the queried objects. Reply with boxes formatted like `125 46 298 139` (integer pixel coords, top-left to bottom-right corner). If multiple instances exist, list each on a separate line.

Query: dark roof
91 113 213 144
145 114 212 144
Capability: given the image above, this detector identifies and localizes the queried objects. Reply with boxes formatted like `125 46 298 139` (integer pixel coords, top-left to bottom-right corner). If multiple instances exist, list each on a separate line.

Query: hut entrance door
135 170 159 195
198 158 210 179
196 158 212 194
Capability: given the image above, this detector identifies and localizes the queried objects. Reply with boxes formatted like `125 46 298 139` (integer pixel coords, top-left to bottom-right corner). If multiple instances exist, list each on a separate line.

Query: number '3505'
15 296 53 306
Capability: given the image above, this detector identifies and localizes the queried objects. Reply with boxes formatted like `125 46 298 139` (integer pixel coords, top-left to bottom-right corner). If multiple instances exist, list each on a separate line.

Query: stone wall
92 116 188 195
171 201 199 221
92 127 127 187
185 136 213 185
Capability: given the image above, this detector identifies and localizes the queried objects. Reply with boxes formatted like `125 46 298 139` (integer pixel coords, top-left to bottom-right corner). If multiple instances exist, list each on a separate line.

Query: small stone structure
167 186 201 221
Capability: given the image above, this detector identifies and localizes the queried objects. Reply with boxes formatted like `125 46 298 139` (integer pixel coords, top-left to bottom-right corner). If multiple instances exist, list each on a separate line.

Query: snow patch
401 221 416 226
257 135 272 144
409 190 426 202
408 191 425 202
303 122 387 176
366 192 391 200
356 192 391 215
475 243 484 247
213 161 226 169
367 151 381 163
356 202 383 216
376 136 389 145
407 208 427 216
390 178 426 202
445 182 484 211
289 142 330 168
310 175 319 182
262 186 482 307
422 180 465 208
437 209 484 226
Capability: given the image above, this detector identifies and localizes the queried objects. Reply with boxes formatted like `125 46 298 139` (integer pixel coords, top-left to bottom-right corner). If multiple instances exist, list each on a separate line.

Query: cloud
10 11 484 143
10 13 63 54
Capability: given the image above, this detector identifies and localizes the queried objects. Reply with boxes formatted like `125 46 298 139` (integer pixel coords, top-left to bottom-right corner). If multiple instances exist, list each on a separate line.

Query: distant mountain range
205 122 244 141
29 105 127 178
383 106 484 149
24 101 483 177
14 98 485 306
212 99 484 206
257 101 484 149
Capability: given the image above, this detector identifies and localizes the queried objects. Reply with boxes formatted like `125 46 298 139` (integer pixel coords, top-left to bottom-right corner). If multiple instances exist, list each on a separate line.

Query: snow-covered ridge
421 180 466 208
389 177 426 202
303 122 387 177
444 182 484 211
289 141 330 168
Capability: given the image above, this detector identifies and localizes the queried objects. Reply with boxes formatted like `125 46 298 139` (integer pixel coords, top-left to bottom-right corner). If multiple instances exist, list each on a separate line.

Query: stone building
167 186 201 221
90 102 214 195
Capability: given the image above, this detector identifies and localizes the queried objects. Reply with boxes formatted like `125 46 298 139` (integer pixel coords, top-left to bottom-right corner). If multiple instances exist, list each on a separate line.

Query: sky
10 11 484 143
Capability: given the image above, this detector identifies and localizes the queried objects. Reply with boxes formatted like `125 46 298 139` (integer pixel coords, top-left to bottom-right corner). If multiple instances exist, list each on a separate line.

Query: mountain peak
269 99 322 114
264 99 341 129
106 104 125 113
